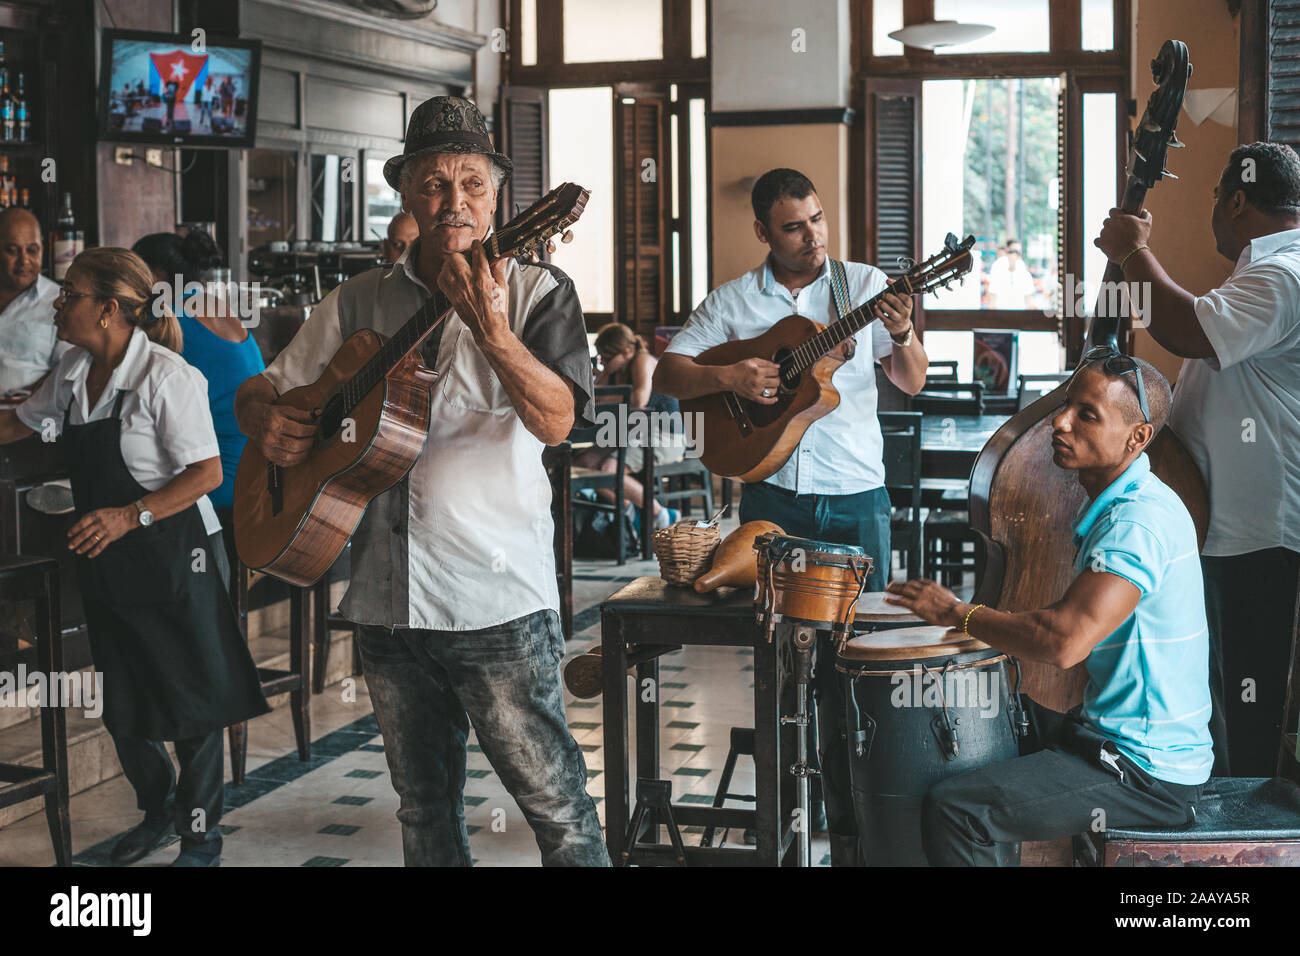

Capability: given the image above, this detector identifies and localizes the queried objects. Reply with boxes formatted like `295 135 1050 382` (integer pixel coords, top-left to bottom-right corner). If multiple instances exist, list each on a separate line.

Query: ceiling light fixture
888 20 996 51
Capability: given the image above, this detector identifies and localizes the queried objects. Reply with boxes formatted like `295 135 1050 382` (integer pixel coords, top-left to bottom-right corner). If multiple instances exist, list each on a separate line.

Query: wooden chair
925 360 959 384
544 442 574 638
0 556 70 865
638 453 716 559
569 385 631 565
880 411 924 580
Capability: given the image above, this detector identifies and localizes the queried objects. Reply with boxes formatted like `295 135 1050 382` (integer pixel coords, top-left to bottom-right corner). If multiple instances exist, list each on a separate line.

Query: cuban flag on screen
148 50 209 99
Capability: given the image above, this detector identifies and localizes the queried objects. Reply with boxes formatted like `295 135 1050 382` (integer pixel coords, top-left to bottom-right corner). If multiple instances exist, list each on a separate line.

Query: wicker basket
652 520 721 586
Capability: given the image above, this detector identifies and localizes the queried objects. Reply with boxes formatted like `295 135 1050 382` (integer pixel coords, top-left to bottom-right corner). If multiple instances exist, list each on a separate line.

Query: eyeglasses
54 286 97 306
1080 346 1150 424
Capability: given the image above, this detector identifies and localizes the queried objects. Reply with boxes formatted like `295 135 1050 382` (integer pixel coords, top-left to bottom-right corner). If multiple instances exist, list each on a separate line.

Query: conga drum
753 533 872 631
836 625 1022 866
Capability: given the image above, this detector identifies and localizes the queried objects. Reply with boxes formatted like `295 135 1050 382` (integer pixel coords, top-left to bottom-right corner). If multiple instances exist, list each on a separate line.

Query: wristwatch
133 499 154 527
891 322 915 349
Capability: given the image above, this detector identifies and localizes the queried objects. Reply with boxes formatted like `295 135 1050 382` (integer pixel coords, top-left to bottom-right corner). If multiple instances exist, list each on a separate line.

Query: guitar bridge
267 461 283 516
722 392 754 437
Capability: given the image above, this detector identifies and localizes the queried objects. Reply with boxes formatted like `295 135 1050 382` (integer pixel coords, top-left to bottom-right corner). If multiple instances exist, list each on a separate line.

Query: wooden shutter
615 93 668 340
865 78 921 281
1270 0 1300 146
496 86 548 231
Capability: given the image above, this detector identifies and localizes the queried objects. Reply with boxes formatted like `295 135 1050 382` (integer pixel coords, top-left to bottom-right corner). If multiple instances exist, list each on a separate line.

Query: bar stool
225 550 312 785
311 574 361 695
0 556 71 865
700 727 757 848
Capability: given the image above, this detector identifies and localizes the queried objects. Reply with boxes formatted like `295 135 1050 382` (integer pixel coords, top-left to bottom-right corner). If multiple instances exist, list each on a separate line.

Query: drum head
754 533 869 569
854 592 923 623
838 624 991 663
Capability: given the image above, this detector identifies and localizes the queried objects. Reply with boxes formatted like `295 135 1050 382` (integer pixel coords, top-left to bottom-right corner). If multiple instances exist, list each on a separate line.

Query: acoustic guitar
679 235 976 483
233 182 591 587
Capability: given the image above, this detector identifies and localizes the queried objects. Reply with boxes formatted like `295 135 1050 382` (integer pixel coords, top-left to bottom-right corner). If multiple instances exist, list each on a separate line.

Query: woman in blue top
132 230 265 521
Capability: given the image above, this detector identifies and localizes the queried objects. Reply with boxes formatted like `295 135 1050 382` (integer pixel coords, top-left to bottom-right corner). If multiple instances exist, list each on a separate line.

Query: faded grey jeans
357 610 610 866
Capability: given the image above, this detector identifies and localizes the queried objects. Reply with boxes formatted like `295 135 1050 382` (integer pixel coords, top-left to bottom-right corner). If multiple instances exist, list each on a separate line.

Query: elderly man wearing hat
235 96 607 866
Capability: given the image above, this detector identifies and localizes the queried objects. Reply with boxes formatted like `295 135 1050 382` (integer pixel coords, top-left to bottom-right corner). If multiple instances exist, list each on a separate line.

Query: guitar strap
828 258 855 360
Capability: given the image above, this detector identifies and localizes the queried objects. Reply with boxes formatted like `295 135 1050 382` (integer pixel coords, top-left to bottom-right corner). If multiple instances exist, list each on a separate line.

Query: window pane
563 0 663 63
923 331 974 381
932 0 1050 54
873 0 905 56
548 88 614 313
1081 93 1119 318
689 98 708 310
521 0 537 66
1081 0 1114 51
921 77 1061 311
691 0 707 58
1017 330 1063 374
364 155 400 241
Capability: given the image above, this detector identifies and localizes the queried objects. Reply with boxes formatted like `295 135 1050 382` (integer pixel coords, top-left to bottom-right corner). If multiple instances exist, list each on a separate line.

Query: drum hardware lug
788 761 820 778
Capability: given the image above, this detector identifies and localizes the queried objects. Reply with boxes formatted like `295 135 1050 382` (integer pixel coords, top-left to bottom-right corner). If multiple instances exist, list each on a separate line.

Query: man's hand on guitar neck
234 375 318 468
438 239 511 348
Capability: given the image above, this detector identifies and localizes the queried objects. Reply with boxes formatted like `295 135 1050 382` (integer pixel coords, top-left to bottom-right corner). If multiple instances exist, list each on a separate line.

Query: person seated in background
885 353 1211 866
0 208 66 395
382 211 419 265
573 322 683 531
132 230 265 537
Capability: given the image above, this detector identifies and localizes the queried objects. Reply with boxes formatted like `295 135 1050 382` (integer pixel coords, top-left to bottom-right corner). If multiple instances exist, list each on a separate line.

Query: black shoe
110 816 172 865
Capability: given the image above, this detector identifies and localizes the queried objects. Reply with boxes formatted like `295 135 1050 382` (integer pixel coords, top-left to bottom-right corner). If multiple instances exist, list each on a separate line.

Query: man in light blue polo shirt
654 168 929 865
888 355 1211 865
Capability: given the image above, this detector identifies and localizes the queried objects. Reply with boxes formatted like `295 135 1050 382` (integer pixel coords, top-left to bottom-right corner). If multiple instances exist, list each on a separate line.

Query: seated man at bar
234 95 608 867
0 208 65 394
885 354 1212 866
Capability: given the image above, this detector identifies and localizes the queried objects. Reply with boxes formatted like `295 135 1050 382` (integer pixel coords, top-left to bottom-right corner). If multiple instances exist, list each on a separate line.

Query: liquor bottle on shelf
16 73 28 143
0 63 11 144
19 187 29 209
53 192 82 280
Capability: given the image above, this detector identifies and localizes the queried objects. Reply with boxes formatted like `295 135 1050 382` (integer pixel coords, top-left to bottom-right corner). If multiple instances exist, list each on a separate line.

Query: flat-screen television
97 29 261 148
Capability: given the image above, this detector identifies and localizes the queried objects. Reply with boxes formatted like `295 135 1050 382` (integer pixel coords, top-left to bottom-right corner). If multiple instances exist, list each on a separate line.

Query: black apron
61 391 269 741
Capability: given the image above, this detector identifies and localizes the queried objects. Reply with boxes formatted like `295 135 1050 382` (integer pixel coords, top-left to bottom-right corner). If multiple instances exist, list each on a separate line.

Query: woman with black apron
0 248 268 867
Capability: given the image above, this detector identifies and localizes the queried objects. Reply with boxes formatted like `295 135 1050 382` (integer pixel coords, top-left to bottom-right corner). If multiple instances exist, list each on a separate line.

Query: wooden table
920 413 1010 480
600 577 798 866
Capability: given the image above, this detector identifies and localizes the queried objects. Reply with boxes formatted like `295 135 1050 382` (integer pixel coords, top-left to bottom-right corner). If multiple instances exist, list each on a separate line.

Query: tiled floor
3 515 850 866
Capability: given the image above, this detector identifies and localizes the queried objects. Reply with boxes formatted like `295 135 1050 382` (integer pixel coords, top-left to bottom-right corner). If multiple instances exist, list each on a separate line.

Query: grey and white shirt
261 243 594 630
1 274 67 394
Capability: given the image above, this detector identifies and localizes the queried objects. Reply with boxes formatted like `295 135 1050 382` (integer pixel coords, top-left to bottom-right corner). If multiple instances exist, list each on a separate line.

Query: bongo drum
835 625 1022 866
753 533 873 633
854 592 924 626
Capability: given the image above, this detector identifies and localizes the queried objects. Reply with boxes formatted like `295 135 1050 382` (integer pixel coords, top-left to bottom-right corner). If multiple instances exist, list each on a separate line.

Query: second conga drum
836 625 1022 866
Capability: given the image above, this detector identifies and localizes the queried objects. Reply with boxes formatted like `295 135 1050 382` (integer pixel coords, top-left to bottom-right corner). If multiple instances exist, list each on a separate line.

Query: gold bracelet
1118 245 1149 270
961 603 985 635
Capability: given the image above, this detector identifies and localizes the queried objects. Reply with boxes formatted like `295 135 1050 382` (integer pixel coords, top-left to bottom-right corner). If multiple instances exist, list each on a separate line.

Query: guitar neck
790 276 917 372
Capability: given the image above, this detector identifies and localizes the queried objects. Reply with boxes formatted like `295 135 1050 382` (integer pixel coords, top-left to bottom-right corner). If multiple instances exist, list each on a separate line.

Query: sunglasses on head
1080 346 1150 424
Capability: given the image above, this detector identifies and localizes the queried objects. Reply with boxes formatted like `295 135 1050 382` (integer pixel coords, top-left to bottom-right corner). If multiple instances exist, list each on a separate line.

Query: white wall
711 0 851 111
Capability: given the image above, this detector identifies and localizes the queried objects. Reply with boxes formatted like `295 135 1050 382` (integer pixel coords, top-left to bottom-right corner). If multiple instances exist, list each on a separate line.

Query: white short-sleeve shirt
0 275 70 394
665 257 894 494
1169 227 1300 556
16 327 223 535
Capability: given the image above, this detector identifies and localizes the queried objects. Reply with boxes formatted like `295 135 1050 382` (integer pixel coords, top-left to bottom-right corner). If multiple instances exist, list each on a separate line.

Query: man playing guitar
234 96 608 866
653 168 928 864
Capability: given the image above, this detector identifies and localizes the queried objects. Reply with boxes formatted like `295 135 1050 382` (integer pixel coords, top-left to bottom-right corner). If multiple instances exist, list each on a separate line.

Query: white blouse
16 327 223 535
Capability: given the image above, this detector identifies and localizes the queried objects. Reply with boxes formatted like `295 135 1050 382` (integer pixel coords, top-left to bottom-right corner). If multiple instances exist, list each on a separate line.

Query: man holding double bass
654 168 929 865
1096 141 1300 778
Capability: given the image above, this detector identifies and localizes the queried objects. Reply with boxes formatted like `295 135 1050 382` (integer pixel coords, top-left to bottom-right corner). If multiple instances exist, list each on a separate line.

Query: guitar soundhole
774 348 800 392
319 393 346 440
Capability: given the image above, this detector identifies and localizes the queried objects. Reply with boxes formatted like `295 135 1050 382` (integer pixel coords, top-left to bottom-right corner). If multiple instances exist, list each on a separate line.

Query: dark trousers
922 700 1201 866
357 610 609 867
1203 548 1300 777
107 528 233 857
110 730 225 854
739 481 891 863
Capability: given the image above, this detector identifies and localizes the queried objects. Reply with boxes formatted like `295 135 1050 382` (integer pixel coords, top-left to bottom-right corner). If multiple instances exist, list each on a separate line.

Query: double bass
967 40 1209 712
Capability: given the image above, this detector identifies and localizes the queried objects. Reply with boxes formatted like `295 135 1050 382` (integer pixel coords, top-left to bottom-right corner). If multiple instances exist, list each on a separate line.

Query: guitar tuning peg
1161 168 1178 179
561 230 575 244
546 240 557 254
1168 133 1185 148
1142 120 1161 133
